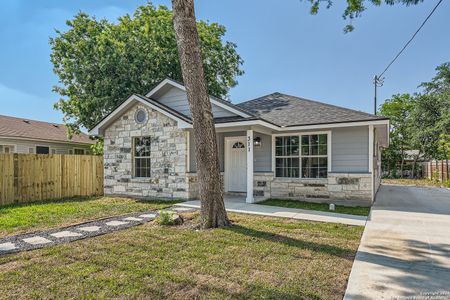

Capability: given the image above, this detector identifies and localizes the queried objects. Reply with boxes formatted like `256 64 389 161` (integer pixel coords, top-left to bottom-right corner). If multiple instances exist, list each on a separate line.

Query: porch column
368 125 374 201
246 129 254 203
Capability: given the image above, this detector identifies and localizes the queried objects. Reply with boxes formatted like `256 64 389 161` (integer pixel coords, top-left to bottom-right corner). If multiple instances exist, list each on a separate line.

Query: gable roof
0 115 94 145
236 92 387 127
90 78 389 136
146 78 253 118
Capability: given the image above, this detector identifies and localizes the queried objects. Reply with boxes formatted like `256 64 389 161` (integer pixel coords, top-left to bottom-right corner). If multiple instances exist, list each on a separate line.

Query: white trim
215 119 389 131
327 133 332 172
368 125 374 201
145 78 251 118
246 130 254 203
35 145 51 154
186 131 190 173
224 136 247 193
272 130 332 179
89 94 191 136
0 144 16 154
73 148 86 155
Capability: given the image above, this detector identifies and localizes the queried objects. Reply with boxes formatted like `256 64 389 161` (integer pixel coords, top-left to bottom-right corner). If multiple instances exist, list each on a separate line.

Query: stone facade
253 172 373 206
102 105 374 205
103 104 189 199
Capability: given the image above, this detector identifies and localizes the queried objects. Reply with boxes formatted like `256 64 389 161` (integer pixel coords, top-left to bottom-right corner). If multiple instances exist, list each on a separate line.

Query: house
90 78 389 206
0 114 94 154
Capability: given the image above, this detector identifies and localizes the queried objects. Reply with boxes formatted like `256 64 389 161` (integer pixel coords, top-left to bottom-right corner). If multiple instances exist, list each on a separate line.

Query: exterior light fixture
253 136 262 148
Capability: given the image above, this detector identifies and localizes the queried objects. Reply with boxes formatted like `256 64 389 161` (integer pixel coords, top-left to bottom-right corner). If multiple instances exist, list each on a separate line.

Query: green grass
0 212 363 299
383 178 450 188
258 199 370 216
0 197 179 237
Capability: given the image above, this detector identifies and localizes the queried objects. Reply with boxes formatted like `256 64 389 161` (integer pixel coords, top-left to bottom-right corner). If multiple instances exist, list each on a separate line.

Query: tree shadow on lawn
224 224 356 259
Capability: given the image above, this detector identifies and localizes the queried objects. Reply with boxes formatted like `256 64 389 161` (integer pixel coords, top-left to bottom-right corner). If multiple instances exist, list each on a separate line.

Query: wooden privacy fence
0 154 103 206
422 160 450 182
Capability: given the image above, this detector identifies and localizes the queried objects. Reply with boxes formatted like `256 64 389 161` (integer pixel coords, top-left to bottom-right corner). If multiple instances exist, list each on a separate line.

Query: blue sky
0 0 448 125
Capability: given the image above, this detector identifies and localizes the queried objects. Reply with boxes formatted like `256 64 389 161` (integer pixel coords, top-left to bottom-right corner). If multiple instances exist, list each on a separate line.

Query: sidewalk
175 199 367 226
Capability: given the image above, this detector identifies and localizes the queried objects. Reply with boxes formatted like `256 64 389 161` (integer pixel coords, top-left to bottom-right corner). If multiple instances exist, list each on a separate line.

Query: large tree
50 4 243 134
172 0 230 228
170 0 425 228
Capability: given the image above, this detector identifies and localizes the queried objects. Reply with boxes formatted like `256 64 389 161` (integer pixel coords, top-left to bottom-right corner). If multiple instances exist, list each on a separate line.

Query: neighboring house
0 115 94 154
90 78 389 206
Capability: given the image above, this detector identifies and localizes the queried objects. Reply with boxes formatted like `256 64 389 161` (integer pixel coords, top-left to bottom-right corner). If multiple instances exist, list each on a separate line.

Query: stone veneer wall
104 104 189 199
253 172 373 206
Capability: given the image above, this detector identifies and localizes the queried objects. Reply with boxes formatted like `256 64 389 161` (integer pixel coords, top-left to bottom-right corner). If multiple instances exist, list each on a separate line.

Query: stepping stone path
0 207 196 256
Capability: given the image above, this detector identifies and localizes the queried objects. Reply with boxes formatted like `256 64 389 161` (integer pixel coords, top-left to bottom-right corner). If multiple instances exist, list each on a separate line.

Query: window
275 134 328 179
275 136 299 178
134 137 151 177
36 146 49 154
0 145 14 153
232 141 245 149
135 109 147 124
74 149 85 155
301 134 328 178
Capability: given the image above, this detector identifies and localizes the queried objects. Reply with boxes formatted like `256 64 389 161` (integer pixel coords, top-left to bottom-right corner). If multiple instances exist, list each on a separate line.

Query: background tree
379 63 450 178
50 4 243 134
379 94 413 178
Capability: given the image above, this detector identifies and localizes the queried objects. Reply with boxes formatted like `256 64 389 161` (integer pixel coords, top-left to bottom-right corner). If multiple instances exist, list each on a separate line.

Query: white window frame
133 136 152 178
0 144 16 154
35 145 51 154
272 130 332 179
73 148 86 155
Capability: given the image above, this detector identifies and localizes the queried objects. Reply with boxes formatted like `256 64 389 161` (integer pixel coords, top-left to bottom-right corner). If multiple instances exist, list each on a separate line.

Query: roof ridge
238 92 380 118
0 114 65 126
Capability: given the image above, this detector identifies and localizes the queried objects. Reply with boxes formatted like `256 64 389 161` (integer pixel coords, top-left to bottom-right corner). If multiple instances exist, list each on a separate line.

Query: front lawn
0 212 363 299
258 199 370 216
383 178 450 188
0 197 179 237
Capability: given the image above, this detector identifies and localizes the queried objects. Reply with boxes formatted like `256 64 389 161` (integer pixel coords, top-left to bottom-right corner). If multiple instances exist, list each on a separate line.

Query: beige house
90 78 389 206
0 115 94 154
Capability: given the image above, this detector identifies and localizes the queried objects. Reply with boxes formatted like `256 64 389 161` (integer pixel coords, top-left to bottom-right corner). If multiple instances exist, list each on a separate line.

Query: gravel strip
0 207 197 256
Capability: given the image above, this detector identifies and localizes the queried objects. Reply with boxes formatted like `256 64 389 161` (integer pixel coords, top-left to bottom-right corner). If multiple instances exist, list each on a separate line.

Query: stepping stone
105 220 129 227
173 207 191 212
77 226 101 232
50 231 83 238
123 217 143 222
23 236 52 245
139 213 156 219
0 242 16 251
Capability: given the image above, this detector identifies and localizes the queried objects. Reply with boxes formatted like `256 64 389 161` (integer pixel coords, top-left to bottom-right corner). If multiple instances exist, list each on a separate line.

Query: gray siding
158 87 237 118
188 131 272 173
331 126 369 173
0 138 91 154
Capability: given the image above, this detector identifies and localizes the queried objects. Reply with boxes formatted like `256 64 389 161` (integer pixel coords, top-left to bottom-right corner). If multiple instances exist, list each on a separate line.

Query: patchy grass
0 212 363 299
383 178 450 188
258 199 370 216
0 197 179 237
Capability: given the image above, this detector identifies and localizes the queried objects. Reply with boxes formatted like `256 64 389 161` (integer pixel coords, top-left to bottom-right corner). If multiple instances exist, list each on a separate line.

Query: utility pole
373 75 384 115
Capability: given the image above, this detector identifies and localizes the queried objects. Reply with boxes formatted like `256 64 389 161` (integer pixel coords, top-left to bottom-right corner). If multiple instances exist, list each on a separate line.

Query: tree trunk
400 147 405 179
172 0 230 228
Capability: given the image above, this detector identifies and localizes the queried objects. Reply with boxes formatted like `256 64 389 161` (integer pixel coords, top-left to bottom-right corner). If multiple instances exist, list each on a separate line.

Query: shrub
156 210 175 226
443 180 450 188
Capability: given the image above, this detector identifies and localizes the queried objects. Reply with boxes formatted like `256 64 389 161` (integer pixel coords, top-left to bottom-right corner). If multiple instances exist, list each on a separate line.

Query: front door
225 137 247 192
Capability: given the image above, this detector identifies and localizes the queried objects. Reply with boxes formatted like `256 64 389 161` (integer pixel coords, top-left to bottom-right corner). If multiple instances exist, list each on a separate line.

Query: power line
378 0 444 78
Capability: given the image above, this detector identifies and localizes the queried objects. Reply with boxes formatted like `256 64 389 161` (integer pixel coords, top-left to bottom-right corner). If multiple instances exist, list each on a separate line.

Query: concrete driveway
344 185 450 299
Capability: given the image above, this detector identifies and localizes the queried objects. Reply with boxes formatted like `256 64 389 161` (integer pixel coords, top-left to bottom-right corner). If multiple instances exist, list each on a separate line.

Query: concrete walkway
175 196 367 226
344 185 450 299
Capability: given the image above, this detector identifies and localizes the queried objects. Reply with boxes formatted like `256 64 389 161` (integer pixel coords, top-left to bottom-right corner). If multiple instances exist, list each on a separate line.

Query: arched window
232 142 245 149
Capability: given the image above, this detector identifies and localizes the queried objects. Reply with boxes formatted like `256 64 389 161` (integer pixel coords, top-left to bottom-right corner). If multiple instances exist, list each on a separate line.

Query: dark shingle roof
0 115 94 144
236 92 387 127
